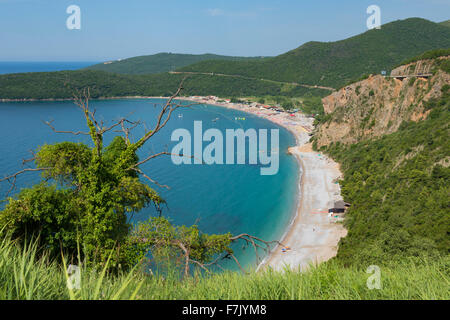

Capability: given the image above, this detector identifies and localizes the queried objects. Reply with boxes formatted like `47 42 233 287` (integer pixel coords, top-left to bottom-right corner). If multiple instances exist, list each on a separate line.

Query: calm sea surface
0 99 300 270
0 61 96 74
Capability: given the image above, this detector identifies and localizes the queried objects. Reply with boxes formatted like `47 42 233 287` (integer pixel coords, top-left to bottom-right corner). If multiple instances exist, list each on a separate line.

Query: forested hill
0 70 329 100
85 53 267 75
324 85 449 266
314 53 450 266
178 18 450 89
440 20 450 28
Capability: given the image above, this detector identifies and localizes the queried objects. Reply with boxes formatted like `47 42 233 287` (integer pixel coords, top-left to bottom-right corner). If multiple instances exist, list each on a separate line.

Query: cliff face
315 56 449 148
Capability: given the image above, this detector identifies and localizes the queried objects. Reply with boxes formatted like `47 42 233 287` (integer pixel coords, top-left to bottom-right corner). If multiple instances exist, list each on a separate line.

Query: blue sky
0 0 448 61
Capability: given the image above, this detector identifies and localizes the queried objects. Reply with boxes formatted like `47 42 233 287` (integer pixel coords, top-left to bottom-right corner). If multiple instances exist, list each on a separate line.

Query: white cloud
205 8 260 19
206 8 224 17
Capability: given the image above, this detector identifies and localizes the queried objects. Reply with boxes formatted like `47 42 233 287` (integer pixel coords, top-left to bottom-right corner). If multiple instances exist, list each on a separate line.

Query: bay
0 98 299 270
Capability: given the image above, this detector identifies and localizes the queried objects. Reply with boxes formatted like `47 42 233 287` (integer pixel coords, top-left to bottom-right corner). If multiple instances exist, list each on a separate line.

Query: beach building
328 200 351 213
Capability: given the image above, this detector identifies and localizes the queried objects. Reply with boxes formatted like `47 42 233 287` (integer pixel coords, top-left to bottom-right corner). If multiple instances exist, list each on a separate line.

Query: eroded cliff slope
314 55 449 148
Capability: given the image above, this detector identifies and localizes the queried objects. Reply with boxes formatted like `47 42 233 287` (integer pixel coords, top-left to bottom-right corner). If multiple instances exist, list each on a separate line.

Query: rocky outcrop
315 56 449 148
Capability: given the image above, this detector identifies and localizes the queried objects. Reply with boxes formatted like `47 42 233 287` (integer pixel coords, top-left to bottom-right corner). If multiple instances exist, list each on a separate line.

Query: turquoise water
0 61 97 74
0 99 299 270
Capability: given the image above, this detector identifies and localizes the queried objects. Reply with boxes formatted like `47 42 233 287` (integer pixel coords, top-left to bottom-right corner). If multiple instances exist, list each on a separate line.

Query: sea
0 61 96 74
0 62 300 271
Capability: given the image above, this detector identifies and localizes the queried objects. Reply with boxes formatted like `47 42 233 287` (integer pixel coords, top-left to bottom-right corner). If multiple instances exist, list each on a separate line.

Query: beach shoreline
1 94 347 271
180 96 348 271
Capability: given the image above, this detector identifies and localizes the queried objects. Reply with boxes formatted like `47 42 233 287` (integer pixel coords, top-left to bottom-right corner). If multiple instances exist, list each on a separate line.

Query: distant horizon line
0 52 271 63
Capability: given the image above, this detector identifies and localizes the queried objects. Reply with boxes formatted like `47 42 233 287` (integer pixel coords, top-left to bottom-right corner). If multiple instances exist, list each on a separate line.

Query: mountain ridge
85 53 267 75
178 18 450 89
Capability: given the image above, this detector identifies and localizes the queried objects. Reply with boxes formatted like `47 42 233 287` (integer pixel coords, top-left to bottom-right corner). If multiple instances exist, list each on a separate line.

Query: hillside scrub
0 70 328 100
320 87 450 266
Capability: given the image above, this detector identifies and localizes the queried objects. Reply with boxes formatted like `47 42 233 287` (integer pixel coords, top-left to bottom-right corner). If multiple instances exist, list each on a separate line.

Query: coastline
0 96 169 102
2 94 347 271
180 96 348 271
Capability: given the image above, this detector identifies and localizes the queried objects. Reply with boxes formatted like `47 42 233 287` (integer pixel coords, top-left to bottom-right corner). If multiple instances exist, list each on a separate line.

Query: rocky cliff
314 56 449 148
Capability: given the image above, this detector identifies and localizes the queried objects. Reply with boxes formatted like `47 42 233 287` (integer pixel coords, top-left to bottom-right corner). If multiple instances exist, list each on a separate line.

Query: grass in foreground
0 235 448 300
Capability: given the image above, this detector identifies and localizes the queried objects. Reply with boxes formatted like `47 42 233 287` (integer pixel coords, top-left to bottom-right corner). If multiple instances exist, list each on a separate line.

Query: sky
0 0 448 61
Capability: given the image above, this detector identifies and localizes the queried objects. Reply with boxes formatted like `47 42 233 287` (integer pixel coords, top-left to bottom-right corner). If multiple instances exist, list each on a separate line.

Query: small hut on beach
328 200 351 213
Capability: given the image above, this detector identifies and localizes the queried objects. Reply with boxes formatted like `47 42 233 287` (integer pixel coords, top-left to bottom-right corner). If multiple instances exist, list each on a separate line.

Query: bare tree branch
0 168 51 183
43 120 90 136
132 168 170 190
132 79 199 149
229 253 246 274
0 167 51 196
230 233 285 265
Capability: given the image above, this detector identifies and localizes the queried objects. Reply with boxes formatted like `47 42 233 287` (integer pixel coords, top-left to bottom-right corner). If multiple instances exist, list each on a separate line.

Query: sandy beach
182 96 348 272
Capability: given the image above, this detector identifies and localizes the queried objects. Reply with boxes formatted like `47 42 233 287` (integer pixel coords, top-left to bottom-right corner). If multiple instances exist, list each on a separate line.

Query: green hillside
318 80 450 267
85 53 266 75
0 70 328 100
440 20 450 28
178 18 450 89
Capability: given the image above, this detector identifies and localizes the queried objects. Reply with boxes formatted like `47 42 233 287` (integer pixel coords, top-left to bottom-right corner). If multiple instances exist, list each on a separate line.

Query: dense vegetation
0 70 328 100
0 233 447 300
178 18 450 89
85 53 267 75
440 20 450 28
320 86 450 266
245 95 324 115
398 48 450 67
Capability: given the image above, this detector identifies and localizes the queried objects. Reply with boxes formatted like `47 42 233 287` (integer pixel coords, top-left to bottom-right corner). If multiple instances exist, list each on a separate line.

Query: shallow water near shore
0 98 299 270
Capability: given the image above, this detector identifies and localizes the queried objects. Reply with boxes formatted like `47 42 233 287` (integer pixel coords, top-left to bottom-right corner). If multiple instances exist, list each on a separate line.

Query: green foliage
342 74 371 89
0 234 448 300
0 234 143 300
323 88 450 266
178 18 450 89
0 136 163 268
85 53 267 75
125 217 232 267
399 48 450 66
0 100 240 274
0 70 328 100
298 95 324 115
437 59 450 73
282 100 294 110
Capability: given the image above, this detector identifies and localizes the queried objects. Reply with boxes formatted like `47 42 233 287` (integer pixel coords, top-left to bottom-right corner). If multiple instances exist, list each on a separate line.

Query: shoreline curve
179 96 348 272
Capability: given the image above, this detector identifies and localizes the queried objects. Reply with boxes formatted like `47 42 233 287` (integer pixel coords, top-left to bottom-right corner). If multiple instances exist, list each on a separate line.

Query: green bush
323 87 450 266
